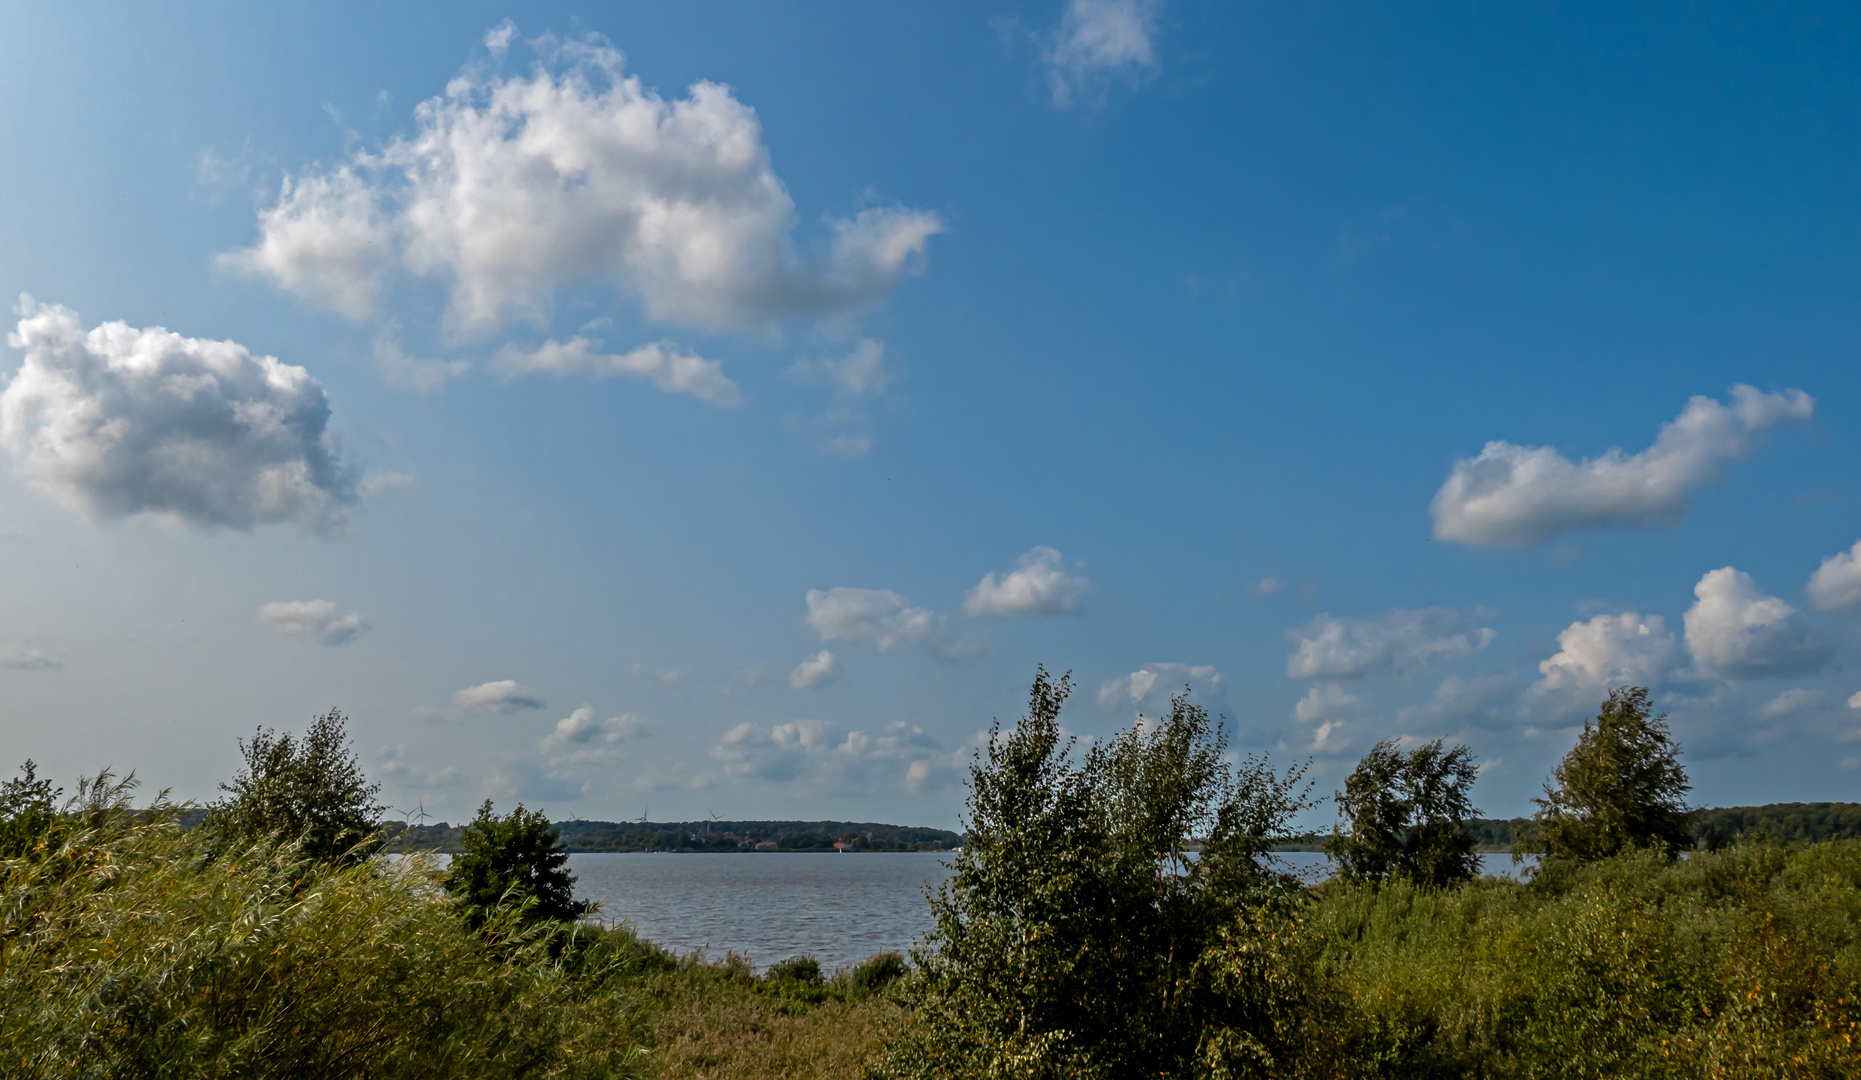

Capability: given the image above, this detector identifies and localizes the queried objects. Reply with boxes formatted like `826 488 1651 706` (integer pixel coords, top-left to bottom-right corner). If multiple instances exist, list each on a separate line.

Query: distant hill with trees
1272 802 1861 853
383 818 962 854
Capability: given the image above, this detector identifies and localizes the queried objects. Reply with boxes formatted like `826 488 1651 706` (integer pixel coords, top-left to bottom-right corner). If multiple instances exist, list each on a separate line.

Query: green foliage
1521 686 1692 864
446 799 593 931
0 760 62 860
1325 738 1481 888
0 772 649 1079
765 955 825 986
848 951 909 994
873 667 1323 1080
205 708 385 863
1303 841 1861 1077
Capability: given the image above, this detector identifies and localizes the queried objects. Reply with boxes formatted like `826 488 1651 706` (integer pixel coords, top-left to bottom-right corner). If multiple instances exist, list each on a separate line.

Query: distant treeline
1271 802 1861 853
382 818 962 854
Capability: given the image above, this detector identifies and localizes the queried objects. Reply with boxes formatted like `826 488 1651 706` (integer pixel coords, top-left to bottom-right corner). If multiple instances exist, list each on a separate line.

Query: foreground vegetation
4 684 1859 1078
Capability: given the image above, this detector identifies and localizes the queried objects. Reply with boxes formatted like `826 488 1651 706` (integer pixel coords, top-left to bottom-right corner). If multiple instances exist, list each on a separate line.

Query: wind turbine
635 804 649 825
410 799 433 827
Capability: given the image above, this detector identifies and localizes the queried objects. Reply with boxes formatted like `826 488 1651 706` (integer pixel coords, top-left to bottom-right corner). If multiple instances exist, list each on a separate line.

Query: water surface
570 852 954 974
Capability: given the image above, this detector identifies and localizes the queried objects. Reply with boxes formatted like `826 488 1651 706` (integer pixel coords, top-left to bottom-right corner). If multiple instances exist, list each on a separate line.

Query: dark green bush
765 955 825 986
849 951 909 993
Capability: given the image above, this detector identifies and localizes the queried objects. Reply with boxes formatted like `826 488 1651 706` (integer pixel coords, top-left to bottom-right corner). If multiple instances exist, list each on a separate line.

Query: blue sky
1 1 1858 828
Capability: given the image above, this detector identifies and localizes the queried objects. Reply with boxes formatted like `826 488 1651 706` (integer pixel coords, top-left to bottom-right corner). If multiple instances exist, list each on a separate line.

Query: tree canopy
1521 686 1691 863
875 668 1325 1079
445 799 591 931
1325 737 1481 887
206 708 384 863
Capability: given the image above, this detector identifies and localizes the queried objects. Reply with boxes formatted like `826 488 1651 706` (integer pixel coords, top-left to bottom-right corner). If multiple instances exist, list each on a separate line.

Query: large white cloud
1097 662 1225 713
223 33 941 337
1286 609 1496 680
964 546 1089 618
451 679 547 713
1292 683 1359 724
1430 386 1813 548
494 335 740 406
804 587 941 651
1684 566 1831 679
1534 612 1679 693
1040 0 1163 108
1 298 360 532
1806 540 1861 613
257 599 369 646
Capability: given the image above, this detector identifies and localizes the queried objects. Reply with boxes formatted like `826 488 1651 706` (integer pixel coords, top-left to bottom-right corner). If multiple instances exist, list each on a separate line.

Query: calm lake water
566 851 1532 973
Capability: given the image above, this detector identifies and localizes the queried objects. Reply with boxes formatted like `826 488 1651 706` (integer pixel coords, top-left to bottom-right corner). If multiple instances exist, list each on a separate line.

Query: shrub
1325 737 1481 888
0 772 649 1079
204 708 384 864
1520 686 1691 865
872 668 1321 1079
446 799 593 932
765 955 825 986
0 760 61 860
849 951 909 994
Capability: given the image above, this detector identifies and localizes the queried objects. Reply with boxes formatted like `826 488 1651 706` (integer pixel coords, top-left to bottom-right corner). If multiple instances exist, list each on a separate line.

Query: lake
567 850 1532 973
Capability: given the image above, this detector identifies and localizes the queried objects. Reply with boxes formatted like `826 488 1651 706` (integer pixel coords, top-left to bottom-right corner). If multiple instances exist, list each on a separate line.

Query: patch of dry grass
643 971 909 1080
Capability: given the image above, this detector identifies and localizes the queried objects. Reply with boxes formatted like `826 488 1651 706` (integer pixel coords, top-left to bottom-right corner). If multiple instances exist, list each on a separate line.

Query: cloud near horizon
221 31 942 337
1683 566 1831 680
1430 385 1812 548
1 297 361 532
1286 609 1496 680
1097 662 1224 714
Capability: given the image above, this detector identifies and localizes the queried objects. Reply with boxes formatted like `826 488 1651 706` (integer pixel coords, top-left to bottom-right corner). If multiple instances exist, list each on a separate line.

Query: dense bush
447 799 593 932
873 669 1326 1080
1326 737 1481 888
0 773 649 1079
1521 686 1692 864
204 708 385 864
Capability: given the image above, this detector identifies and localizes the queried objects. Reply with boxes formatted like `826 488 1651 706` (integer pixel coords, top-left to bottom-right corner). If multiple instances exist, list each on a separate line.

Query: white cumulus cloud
1 297 360 532
1429 386 1813 548
804 587 941 651
1806 540 1861 613
494 335 739 406
222 34 942 336
539 705 646 755
1293 683 1358 724
1534 612 1679 694
1757 688 1822 720
789 650 840 690
451 679 547 713
1684 566 1831 679
963 546 1089 618
1097 662 1225 713
709 718 956 793
1040 0 1163 108
1286 609 1496 681
257 599 369 646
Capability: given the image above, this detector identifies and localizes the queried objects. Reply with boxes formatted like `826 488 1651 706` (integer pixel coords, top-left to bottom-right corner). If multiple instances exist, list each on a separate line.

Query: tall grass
1305 842 1861 1077
0 775 650 1079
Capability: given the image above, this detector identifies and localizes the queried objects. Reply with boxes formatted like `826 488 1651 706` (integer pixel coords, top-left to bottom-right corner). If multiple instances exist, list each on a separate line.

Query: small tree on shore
446 800 591 931
1519 686 1691 863
875 668 1324 1079
1326 737 1481 888
206 708 384 863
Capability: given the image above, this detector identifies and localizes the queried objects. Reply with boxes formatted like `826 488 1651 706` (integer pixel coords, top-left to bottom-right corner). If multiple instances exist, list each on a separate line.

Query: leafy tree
875 668 1323 1080
446 799 592 931
0 760 62 860
206 708 384 863
1519 686 1691 863
1325 737 1481 887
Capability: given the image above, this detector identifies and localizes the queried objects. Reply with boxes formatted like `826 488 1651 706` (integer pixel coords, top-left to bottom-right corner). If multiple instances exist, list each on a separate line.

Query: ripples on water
566 851 1533 973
